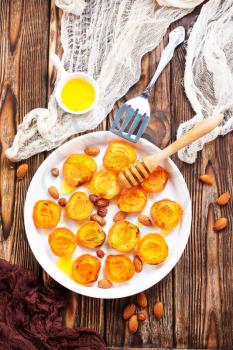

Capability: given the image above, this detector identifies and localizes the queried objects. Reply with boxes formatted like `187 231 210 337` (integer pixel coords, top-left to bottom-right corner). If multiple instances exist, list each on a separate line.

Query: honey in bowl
61 78 95 113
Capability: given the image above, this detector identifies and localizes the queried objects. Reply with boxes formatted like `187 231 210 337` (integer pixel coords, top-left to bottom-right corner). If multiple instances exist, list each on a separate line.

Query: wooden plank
0 0 49 273
170 13 233 350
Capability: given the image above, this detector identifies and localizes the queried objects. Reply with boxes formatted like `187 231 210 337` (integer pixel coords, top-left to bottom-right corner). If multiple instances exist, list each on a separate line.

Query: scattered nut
58 198 67 207
113 211 127 222
153 302 163 320
138 214 153 227
216 192 230 206
97 207 108 217
89 194 100 204
16 163 28 179
199 174 214 185
90 214 106 226
213 217 228 231
84 146 100 157
96 198 110 207
51 168 59 177
48 186 59 200
98 279 112 289
133 256 143 273
96 249 105 258
128 315 138 334
123 304 136 320
136 292 147 308
137 312 147 321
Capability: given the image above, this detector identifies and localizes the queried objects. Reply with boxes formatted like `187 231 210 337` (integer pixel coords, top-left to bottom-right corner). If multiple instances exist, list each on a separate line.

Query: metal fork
110 26 185 143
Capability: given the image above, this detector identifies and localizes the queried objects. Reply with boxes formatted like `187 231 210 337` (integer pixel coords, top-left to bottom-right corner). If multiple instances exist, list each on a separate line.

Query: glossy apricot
103 141 137 174
48 228 76 257
105 254 135 283
62 154 96 187
150 199 183 230
141 166 169 193
72 254 101 285
76 221 106 249
137 233 168 264
33 200 61 229
117 187 147 213
90 170 120 199
66 192 93 221
108 221 140 252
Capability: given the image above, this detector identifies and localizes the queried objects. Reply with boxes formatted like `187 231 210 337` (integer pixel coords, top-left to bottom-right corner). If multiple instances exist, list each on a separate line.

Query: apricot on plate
48 228 76 257
76 221 106 249
108 221 140 252
90 170 120 199
105 254 135 283
117 187 147 213
66 192 93 221
150 199 183 230
62 154 97 187
72 254 101 285
33 200 61 229
137 233 168 264
103 141 137 174
141 166 169 193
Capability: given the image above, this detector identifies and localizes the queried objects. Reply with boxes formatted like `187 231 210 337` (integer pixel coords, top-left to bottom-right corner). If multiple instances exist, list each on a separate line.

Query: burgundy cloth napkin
0 259 106 350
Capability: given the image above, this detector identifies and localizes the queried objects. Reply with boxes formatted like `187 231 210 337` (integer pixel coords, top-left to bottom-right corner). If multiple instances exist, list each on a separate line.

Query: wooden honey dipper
118 114 224 188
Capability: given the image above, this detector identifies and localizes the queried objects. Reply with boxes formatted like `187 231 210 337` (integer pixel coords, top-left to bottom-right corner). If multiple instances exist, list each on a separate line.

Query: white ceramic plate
24 131 191 299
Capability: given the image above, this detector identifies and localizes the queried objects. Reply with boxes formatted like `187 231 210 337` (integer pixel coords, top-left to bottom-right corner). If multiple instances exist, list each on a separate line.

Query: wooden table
0 1 232 349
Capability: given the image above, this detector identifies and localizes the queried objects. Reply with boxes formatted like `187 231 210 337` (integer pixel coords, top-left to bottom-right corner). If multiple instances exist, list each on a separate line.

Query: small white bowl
51 53 99 115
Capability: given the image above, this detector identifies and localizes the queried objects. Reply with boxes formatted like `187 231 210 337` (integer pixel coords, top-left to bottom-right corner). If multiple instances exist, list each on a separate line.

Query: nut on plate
16 163 28 179
153 301 163 320
84 146 100 157
136 292 147 307
98 279 112 289
48 186 59 200
133 256 143 273
96 198 110 207
213 217 228 231
97 207 108 217
216 192 230 206
113 211 127 222
96 249 105 258
90 214 106 226
128 315 138 334
89 194 101 205
138 214 153 226
137 312 146 321
123 304 136 320
51 168 59 177
199 174 214 185
58 198 67 207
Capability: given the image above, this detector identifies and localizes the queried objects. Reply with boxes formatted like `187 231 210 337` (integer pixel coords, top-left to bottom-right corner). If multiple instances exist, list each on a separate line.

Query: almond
98 279 112 289
96 198 110 207
138 214 152 227
213 217 228 231
123 304 136 320
128 315 138 334
89 194 101 204
97 207 108 217
48 186 59 200
153 301 163 320
216 192 230 206
136 292 147 307
113 211 127 222
133 256 143 273
84 146 100 157
96 249 104 258
58 198 67 207
16 163 28 179
51 168 59 177
137 312 146 321
90 214 106 226
199 174 214 185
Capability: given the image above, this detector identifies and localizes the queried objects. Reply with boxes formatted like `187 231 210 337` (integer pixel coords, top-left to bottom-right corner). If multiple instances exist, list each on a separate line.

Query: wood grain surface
0 1 232 349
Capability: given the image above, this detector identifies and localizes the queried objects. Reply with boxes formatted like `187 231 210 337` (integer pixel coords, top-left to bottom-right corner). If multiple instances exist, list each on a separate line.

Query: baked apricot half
72 254 101 285
48 228 76 257
117 187 147 213
108 221 140 252
137 233 168 264
33 200 61 229
90 170 120 199
62 154 97 187
66 192 93 221
105 255 135 283
103 141 137 174
76 221 106 249
141 166 169 193
150 199 183 230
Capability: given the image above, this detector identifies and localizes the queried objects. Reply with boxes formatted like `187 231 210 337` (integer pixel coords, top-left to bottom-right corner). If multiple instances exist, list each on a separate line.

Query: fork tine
110 104 128 131
127 112 144 137
133 116 150 142
119 107 136 131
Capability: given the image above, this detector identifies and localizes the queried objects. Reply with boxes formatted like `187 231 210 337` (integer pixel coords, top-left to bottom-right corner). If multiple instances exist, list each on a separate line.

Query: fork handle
143 114 224 172
143 26 185 96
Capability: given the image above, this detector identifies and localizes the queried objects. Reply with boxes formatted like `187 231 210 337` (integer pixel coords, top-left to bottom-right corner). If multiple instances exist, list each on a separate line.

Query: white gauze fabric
177 0 233 163
5 0 198 161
